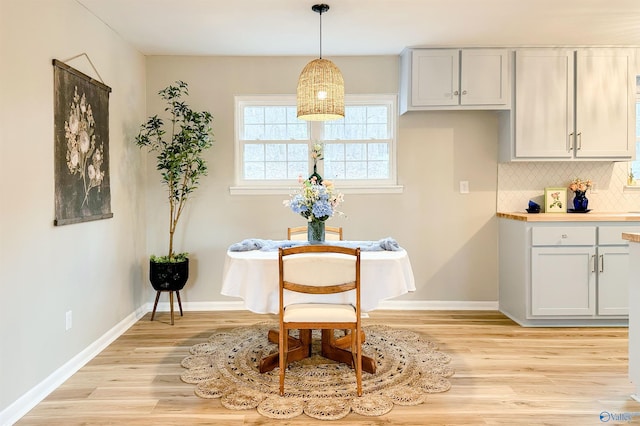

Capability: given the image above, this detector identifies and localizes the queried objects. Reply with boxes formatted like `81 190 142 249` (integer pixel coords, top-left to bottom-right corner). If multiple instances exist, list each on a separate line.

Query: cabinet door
460 49 508 106
514 49 574 159
531 246 595 316
574 49 635 159
597 246 629 315
411 49 459 106
629 243 640 388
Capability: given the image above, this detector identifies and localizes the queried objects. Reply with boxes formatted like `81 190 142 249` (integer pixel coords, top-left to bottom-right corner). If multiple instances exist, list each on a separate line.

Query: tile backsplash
497 162 640 212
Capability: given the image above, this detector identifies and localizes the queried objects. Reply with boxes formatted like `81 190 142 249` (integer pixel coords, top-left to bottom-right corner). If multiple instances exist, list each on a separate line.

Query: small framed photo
544 187 567 213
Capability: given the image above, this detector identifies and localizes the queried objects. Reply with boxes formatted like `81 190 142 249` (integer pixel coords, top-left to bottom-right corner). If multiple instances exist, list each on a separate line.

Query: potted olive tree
135 81 213 311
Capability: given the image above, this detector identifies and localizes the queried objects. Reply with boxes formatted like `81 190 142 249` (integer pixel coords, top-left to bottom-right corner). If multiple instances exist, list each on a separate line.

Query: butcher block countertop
497 212 640 222
622 233 640 243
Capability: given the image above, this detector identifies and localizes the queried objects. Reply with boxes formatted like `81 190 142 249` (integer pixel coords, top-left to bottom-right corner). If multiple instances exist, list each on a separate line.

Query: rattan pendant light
297 4 344 121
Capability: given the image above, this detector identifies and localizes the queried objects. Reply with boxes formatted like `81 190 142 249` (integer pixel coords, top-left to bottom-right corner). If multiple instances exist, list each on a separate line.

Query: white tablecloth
221 248 416 314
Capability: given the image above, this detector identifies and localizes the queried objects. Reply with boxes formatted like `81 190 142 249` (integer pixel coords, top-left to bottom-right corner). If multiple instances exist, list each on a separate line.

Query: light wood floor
16 310 640 425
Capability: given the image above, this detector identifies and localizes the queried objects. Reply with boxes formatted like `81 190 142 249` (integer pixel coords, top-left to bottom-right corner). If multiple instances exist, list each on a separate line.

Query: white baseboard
376 300 499 310
149 300 246 312
150 300 499 312
0 305 148 426
3 298 497 425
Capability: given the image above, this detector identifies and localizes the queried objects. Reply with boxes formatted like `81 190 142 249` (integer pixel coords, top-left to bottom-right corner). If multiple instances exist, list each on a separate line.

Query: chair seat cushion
284 303 356 323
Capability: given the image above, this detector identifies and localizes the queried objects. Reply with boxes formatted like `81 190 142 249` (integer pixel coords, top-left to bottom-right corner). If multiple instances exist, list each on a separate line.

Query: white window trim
230 94 403 195
625 89 640 189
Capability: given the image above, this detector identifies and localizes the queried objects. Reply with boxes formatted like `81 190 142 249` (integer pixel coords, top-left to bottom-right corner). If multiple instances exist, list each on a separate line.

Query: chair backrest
279 245 360 298
287 225 343 241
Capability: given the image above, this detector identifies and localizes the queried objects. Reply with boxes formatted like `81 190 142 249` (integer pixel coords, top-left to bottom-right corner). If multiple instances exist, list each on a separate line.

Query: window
629 99 640 185
233 94 401 194
628 77 640 187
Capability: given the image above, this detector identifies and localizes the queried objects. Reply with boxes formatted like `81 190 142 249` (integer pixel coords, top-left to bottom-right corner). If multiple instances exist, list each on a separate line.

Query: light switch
460 181 469 194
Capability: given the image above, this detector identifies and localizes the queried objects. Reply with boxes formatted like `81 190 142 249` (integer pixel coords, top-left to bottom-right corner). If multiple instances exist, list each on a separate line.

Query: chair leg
150 291 161 321
356 326 362 396
169 291 175 325
279 327 287 396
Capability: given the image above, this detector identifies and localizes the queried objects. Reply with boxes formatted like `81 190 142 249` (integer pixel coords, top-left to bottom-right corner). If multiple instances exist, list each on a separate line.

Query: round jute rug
180 322 454 420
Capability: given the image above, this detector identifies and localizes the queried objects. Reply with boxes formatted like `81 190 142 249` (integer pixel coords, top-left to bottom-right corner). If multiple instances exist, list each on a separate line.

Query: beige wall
0 0 147 414
144 56 499 305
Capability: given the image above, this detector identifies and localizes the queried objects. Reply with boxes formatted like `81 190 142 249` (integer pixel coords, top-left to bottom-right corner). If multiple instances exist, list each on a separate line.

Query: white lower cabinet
597 226 636 316
499 219 638 326
531 246 595 316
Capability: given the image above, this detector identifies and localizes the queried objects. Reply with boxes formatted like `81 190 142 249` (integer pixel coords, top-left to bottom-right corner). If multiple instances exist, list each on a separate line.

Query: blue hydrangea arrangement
284 176 344 222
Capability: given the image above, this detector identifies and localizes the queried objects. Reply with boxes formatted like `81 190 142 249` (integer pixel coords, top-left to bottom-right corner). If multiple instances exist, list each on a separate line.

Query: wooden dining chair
287 225 343 241
278 245 362 396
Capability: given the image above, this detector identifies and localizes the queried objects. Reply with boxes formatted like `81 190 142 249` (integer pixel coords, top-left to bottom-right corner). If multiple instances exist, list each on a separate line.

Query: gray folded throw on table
228 237 402 252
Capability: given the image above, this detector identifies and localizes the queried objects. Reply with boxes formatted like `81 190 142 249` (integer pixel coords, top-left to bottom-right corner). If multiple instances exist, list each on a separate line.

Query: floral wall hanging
53 59 112 226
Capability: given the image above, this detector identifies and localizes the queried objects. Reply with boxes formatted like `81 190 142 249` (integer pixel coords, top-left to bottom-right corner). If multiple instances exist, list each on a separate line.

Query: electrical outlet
459 180 469 194
65 310 72 331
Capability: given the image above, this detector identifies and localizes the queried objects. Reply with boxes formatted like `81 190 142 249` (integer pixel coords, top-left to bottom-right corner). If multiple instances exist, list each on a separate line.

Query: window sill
624 185 640 192
229 185 404 196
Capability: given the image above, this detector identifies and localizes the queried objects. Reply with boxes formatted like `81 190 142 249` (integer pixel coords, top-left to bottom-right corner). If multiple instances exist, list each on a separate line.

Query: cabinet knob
561 234 568 238
453 90 459 96
462 90 467 95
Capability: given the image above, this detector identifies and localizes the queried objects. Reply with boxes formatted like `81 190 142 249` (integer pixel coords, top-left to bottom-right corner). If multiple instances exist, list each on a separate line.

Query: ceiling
77 0 640 56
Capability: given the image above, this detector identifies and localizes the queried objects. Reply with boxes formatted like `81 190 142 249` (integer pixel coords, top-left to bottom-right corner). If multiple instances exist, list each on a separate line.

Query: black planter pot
149 258 189 325
149 258 189 291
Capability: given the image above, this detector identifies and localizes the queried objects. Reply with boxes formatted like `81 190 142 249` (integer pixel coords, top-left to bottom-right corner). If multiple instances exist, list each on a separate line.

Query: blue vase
307 220 325 243
573 191 589 211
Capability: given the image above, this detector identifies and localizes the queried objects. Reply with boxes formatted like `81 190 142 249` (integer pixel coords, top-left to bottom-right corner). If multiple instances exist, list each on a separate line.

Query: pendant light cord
319 9 323 59
312 4 330 59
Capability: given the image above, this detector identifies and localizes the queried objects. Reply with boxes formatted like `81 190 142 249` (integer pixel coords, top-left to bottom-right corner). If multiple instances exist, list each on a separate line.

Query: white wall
0 0 147 415
144 56 499 305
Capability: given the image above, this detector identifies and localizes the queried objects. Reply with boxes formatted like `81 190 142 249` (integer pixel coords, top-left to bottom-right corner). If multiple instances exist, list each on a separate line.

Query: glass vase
572 190 589 211
307 220 325 243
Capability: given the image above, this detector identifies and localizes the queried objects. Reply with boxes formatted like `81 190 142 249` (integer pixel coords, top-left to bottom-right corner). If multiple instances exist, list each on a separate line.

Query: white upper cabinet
501 48 635 161
513 49 574 158
400 48 510 113
461 49 510 106
575 49 635 158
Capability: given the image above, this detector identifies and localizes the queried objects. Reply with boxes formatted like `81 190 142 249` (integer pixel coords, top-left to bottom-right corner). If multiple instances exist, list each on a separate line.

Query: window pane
324 105 389 141
243 106 309 140
367 124 387 139
244 124 264 140
288 123 308 140
288 161 308 179
346 161 367 179
265 144 286 161
288 144 308 161
346 144 366 160
264 124 286 140
265 106 286 123
367 106 387 124
368 161 389 178
244 161 265 179
325 143 344 161
325 161 345 179
345 106 366 122
368 143 388 160
631 101 640 184
265 161 287 179
244 144 264 161
244 107 264 124
345 124 366 139
324 123 345 140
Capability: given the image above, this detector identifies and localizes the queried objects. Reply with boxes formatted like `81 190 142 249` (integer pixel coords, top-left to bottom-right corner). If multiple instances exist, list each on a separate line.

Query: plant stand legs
150 290 184 325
